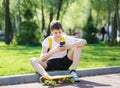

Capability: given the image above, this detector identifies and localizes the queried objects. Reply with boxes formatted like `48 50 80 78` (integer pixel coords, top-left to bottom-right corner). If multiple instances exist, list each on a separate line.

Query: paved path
0 73 120 88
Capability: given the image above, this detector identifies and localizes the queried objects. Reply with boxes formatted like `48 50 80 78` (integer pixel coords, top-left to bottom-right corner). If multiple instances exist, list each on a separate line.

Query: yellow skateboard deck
40 75 75 86
43 75 72 80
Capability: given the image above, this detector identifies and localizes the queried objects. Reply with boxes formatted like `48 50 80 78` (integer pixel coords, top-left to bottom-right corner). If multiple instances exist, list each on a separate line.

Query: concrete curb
0 66 120 85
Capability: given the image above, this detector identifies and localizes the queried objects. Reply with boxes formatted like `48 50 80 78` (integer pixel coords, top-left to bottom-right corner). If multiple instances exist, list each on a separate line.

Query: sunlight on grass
0 42 41 76
77 43 120 69
0 41 120 76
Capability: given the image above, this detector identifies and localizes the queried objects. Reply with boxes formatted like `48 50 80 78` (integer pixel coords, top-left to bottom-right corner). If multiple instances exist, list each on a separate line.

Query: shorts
45 55 72 71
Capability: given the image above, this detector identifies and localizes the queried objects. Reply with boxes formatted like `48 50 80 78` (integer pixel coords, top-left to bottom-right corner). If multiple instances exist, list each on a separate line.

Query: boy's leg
68 47 82 81
30 57 49 76
68 47 82 70
72 47 82 69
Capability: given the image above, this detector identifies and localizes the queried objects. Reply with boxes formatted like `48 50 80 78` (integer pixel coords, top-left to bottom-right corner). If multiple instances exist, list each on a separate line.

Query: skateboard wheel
44 80 50 85
39 76 45 83
51 80 57 87
69 78 75 83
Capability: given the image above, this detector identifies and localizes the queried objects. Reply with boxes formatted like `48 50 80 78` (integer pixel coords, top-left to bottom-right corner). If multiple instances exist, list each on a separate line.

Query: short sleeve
42 37 49 48
65 35 76 44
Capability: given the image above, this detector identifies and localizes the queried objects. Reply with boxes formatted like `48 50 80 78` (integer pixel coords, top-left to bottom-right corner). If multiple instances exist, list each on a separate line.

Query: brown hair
50 20 62 31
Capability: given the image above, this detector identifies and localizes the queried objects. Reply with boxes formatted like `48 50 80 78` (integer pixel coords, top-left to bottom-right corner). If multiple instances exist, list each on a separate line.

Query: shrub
14 8 40 46
83 12 98 43
16 21 39 45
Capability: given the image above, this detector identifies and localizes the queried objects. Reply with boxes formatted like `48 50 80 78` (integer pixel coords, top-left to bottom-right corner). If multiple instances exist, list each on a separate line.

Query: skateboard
40 75 75 86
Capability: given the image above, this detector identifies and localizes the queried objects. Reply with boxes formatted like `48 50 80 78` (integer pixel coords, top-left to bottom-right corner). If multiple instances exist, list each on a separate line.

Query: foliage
91 0 115 27
15 8 40 46
24 9 33 20
0 0 120 45
15 21 39 46
62 0 90 31
83 10 98 44
0 0 5 31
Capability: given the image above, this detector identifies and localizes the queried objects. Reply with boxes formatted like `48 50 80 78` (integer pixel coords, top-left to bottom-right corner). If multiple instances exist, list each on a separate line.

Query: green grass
0 41 120 76
0 42 41 76
78 43 120 68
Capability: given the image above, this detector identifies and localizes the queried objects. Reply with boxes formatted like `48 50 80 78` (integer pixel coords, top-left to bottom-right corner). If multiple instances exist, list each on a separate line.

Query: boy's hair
50 20 62 31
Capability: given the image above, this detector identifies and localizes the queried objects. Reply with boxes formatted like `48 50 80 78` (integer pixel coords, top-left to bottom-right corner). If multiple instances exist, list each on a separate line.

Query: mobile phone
60 42 65 47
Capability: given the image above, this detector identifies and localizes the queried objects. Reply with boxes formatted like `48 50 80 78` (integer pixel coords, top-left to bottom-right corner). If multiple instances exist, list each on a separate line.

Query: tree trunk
109 0 120 46
56 0 63 20
17 0 21 32
115 0 120 46
109 11 117 46
107 0 111 45
41 0 45 31
60 1 69 22
47 11 53 36
4 0 13 44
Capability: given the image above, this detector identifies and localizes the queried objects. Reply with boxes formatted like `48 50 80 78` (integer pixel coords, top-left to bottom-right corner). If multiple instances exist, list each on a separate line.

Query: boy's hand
53 45 67 53
59 45 67 51
59 42 68 51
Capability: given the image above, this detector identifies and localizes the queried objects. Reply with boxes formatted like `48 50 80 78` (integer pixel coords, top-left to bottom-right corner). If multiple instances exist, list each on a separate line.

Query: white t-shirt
42 35 77 60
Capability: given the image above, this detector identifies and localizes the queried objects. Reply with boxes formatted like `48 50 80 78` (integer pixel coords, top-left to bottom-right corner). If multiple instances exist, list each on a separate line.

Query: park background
0 0 120 76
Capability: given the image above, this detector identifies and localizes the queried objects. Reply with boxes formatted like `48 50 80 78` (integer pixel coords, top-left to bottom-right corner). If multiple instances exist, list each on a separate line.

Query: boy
30 21 87 81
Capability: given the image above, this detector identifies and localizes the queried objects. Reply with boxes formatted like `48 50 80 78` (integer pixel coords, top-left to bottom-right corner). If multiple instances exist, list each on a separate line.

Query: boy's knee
73 46 82 49
73 47 82 53
30 57 39 64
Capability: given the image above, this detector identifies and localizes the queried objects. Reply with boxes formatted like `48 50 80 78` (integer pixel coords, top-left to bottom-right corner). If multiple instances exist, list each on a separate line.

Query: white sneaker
70 70 80 82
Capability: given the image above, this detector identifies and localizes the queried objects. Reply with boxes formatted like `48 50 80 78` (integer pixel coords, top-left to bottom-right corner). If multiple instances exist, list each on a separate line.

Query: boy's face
51 28 62 40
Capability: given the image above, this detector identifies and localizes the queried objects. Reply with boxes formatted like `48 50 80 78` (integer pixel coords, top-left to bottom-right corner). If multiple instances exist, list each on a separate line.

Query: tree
91 0 113 27
46 0 74 36
109 0 120 46
16 0 21 32
56 0 63 20
0 0 5 31
41 0 45 32
4 0 13 44
107 0 111 45
14 0 40 45
83 9 98 44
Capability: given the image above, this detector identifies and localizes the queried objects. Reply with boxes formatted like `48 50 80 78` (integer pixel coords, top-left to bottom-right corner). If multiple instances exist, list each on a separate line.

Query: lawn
0 41 120 76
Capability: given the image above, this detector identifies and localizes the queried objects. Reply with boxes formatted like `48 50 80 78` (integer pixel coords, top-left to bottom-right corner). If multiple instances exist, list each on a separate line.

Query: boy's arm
40 39 87 61
66 39 87 49
40 46 61 61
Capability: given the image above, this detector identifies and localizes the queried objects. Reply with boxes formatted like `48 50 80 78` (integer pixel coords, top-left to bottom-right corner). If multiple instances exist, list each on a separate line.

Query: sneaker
70 70 80 82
